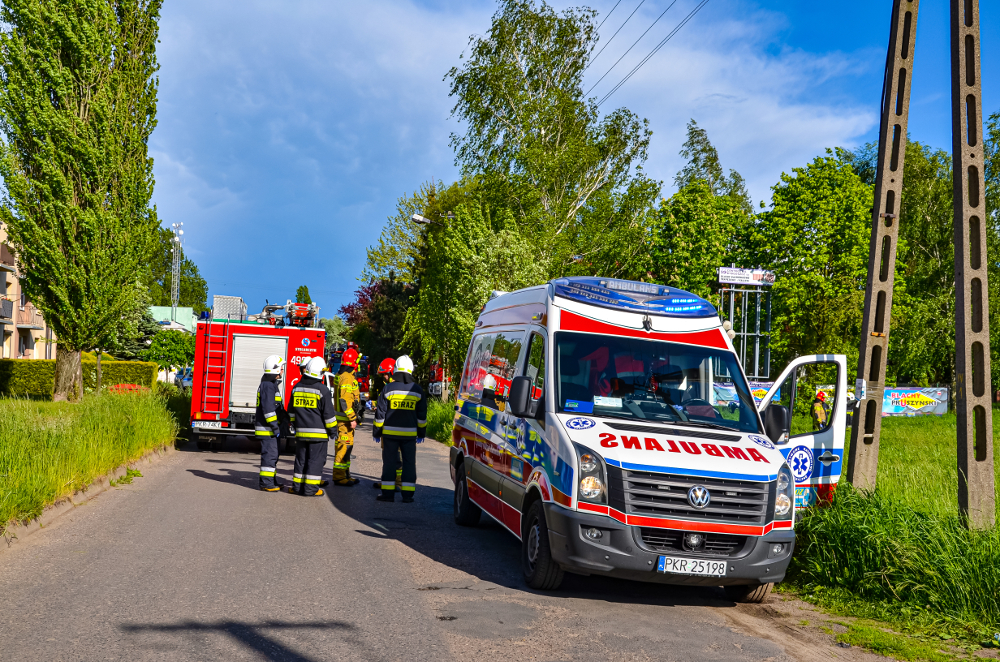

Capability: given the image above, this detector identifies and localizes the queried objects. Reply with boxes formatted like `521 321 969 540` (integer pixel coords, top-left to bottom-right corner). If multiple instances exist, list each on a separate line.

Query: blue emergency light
551 277 717 318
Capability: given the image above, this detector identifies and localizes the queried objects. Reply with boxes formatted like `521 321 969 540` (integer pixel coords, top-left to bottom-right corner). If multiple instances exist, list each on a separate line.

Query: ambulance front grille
610 468 771 524
638 529 748 557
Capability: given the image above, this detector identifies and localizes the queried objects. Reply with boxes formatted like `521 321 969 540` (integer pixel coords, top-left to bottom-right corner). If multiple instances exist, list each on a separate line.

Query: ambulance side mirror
763 404 790 445
508 376 535 419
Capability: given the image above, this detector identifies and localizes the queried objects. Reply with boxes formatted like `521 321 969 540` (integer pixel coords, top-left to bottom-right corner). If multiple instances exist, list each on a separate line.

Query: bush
0 393 178 531
425 397 455 444
82 360 157 390
0 359 56 398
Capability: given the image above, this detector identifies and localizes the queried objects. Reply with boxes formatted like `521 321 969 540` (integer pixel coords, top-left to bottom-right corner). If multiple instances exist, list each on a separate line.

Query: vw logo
687 485 711 509
565 417 596 430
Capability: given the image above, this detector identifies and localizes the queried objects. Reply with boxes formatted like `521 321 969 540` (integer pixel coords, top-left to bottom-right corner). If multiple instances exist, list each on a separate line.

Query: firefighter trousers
292 439 328 496
332 424 355 482
380 438 416 495
258 435 280 489
376 439 403 489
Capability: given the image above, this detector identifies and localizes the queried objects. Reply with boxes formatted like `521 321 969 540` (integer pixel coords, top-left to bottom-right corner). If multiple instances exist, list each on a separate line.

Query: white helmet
395 355 414 374
263 355 285 375
303 356 326 379
483 373 497 391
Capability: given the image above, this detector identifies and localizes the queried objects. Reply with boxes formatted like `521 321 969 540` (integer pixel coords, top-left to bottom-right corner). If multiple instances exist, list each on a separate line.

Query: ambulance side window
486 331 525 404
459 333 496 402
524 333 545 401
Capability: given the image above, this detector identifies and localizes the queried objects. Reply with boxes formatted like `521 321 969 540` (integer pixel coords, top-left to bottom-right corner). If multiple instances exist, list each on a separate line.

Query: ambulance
448 277 846 602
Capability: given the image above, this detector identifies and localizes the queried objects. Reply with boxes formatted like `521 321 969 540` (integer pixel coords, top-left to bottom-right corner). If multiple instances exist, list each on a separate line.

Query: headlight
579 476 604 499
774 463 795 520
574 443 607 504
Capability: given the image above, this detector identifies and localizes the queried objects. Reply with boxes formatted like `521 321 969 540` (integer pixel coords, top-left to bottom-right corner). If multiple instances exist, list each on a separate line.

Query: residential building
0 225 57 359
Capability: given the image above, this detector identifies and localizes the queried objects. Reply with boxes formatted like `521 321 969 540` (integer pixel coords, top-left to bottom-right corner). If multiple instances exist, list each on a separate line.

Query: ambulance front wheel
453 462 481 526
521 500 564 590
724 582 773 604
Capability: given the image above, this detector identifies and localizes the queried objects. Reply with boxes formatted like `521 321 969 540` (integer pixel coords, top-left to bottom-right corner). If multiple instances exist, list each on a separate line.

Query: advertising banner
718 267 776 287
882 387 948 416
748 381 775 406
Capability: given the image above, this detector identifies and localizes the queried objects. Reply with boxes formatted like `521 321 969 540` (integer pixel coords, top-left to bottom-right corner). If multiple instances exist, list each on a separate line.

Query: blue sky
151 0 999 316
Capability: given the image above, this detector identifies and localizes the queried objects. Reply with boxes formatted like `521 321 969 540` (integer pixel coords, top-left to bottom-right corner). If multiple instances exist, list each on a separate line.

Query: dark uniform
288 375 338 496
255 375 286 490
372 373 403 491
373 372 427 502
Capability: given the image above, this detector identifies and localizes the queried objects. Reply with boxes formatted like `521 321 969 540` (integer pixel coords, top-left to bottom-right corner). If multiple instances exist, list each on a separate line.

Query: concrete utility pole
170 223 183 323
847 0 918 490
951 0 995 529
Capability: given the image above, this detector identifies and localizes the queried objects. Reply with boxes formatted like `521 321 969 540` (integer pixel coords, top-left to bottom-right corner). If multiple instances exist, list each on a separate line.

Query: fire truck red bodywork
190 319 325 439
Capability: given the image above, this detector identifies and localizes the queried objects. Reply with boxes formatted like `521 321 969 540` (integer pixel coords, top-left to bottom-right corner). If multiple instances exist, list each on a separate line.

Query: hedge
0 359 158 398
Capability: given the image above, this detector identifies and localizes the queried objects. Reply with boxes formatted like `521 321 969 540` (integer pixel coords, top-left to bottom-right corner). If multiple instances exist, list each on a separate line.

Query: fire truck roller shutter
230 335 289 409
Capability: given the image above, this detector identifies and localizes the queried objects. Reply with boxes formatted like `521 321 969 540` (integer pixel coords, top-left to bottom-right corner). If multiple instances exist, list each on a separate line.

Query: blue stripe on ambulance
604 458 778 483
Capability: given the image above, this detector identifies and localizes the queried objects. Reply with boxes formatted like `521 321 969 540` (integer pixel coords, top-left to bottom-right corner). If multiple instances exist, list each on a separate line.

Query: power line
586 0 677 96
597 0 711 107
596 0 625 31
585 0 646 73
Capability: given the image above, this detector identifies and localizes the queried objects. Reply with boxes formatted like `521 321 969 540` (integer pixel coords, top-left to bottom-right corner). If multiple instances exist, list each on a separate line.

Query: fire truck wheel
521 500 564 590
196 440 211 451
453 462 481 527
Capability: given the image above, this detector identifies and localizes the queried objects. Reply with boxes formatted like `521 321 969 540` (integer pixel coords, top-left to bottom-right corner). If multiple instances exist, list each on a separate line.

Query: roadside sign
718 267 776 286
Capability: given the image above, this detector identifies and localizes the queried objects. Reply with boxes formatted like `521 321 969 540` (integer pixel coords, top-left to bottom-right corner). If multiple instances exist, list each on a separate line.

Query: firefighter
373 355 426 503
332 348 362 486
256 355 287 492
287 356 337 496
371 358 402 492
811 390 829 431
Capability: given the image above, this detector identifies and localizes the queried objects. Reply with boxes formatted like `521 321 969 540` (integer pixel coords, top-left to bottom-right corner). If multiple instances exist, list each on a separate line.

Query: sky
151 0 1000 316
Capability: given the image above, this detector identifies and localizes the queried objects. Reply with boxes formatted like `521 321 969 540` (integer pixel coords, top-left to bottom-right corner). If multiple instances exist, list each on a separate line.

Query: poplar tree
0 0 161 400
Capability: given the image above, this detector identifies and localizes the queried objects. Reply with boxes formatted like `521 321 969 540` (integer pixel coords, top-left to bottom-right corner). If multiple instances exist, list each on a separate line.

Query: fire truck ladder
200 316 232 416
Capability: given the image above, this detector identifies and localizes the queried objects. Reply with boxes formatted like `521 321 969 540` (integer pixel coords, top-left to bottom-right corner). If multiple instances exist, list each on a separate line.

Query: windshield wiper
662 419 745 433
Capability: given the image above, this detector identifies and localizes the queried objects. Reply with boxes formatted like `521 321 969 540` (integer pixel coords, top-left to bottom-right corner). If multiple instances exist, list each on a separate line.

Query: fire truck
190 296 325 452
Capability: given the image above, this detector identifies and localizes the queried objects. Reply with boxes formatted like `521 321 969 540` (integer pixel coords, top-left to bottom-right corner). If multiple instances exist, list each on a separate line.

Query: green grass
788 413 1000 647
0 393 178 533
425 397 455 445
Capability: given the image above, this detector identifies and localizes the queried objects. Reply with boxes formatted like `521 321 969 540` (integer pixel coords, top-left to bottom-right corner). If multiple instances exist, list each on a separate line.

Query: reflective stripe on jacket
254 378 285 437
288 377 337 441
334 370 360 422
373 372 427 440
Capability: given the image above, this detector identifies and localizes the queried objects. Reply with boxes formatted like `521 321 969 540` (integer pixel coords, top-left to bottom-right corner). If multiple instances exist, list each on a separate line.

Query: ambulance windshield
555 332 761 434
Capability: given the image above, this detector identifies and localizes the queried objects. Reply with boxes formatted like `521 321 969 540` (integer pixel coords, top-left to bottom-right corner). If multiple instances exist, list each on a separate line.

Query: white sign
718 267 775 286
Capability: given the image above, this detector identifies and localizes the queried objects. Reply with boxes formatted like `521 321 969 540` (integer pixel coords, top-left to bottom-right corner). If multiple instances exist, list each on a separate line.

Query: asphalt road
0 422 877 661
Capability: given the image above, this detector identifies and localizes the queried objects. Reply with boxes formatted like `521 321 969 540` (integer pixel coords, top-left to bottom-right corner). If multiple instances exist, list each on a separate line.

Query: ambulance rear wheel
521 500 564 590
453 463 481 526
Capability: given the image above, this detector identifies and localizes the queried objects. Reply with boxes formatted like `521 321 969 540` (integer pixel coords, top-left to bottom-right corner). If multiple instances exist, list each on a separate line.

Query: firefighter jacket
334 369 360 424
289 376 338 442
373 372 427 440
255 376 285 438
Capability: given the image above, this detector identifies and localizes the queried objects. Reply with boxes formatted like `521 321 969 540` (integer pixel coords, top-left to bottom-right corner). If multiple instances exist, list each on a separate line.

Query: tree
144 227 209 313
340 276 418 367
746 151 874 371
650 180 751 299
674 119 752 213
403 203 546 385
295 285 312 305
111 308 160 361
0 0 162 400
445 0 659 274
320 317 348 349
142 330 195 370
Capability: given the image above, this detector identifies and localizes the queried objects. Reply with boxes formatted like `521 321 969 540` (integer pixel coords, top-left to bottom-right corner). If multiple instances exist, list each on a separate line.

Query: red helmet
816 390 827 401
342 348 359 369
377 358 396 375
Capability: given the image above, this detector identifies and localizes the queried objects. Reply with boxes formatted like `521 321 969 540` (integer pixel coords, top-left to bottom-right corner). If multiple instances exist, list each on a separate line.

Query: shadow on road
120 619 358 662
186 468 260 490
325 472 733 610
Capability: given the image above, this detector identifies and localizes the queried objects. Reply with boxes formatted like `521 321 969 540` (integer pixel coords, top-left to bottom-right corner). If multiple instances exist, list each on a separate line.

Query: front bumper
544 503 795 586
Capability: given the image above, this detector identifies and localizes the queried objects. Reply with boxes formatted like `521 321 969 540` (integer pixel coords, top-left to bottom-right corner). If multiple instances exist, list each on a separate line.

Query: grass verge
425 397 455 445
787 413 1000 651
0 393 178 533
